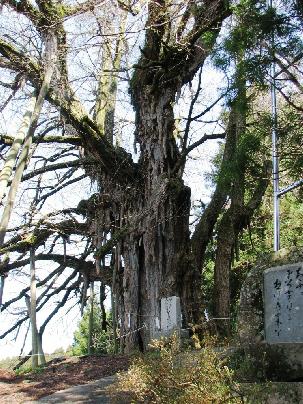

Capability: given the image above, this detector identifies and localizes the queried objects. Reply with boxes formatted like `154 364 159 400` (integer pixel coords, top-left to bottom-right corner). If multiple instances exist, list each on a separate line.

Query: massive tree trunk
117 87 195 351
100 0 230 352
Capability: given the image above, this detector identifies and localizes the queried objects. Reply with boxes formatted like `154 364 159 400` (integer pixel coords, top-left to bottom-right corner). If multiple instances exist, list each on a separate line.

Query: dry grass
108 334 242 403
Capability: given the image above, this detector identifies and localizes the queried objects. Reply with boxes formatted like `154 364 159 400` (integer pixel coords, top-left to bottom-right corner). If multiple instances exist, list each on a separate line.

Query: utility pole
269 0 280 252
269 0 303 251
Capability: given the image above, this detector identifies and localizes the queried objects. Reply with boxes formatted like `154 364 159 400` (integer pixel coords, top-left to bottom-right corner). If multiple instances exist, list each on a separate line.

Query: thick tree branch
0 314 30 339
20 158 95 182
0 253 93 274
63 0 105 17
1 134 81 147
0 37 40 79
0 220 88 255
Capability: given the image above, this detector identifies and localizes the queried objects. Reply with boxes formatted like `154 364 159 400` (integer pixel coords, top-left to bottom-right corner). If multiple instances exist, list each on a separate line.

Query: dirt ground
0 355 129 403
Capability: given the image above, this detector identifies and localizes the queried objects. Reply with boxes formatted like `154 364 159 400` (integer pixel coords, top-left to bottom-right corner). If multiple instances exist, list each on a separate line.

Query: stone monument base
237 248 303 381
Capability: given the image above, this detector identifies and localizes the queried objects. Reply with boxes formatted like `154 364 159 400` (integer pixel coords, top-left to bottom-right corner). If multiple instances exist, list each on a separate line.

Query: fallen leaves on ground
0 354 129 403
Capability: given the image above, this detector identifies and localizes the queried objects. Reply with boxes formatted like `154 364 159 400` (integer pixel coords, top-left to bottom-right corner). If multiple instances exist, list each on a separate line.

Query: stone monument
160 296 182 336
264 262 303 343
238 248 303 380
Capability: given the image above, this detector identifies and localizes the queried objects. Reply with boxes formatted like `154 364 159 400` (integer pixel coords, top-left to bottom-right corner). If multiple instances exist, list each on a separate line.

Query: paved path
17 377 303 403
24 375 126 404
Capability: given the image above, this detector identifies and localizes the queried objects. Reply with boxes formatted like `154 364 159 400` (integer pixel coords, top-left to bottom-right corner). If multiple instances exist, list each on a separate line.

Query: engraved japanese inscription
264 262 303 343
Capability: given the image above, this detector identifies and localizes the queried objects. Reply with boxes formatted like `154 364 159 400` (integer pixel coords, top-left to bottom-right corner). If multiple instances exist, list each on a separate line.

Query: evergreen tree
72 303 113 355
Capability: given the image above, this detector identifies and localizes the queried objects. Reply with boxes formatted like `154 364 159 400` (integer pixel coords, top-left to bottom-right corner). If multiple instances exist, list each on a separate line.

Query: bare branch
184 133 225 156
1 265 65 312
182 68 203 154
36 173 88 206
39 278 80 336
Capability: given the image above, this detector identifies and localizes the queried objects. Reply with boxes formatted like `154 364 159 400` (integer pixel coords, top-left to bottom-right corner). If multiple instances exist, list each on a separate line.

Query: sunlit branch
0 220 88 255
20 158 95 183
1 134 81 147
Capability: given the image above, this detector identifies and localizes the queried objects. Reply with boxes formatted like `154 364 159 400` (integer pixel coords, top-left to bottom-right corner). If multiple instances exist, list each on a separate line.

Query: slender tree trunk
30 247 38 369
213 72 247 335
111 286 118 354
213 162 271 335
112 244 119 353
20 319 46 366
0 95 37 204
80 274 88 316
213 214 234 335
0 275 5 309
0 34 57 364
95 13 126 143
191 103 240 273
37 332 46 366
100 282 107 331
87 282 94 355
0 33 56 247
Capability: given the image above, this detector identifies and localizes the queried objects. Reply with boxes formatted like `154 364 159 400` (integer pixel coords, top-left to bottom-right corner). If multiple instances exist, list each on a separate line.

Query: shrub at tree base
108 335 241 403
